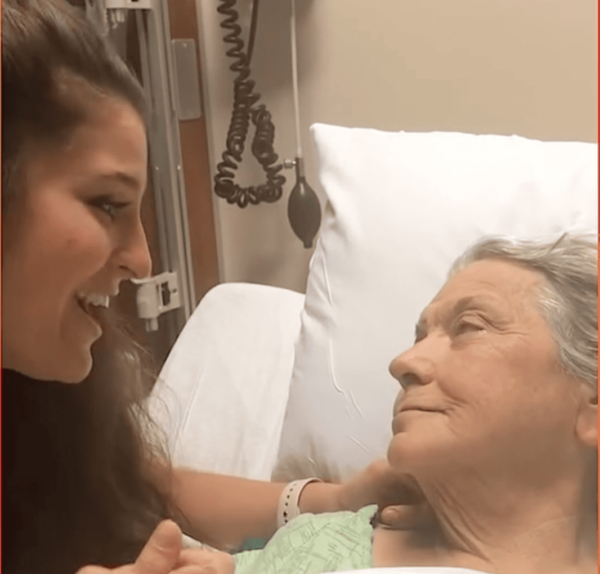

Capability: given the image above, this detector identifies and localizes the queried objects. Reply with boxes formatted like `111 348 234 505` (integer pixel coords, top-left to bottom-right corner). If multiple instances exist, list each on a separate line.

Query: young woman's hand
177 547 235 574
336 459 431 529
75 520 233 574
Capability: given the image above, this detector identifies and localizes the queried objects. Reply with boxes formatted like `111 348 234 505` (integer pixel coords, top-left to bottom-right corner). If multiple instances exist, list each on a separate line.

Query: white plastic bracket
131 271 181 331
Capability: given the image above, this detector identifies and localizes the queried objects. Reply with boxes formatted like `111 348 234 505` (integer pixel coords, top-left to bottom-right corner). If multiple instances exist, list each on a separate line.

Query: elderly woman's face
387 258 595 478
1 97 151 383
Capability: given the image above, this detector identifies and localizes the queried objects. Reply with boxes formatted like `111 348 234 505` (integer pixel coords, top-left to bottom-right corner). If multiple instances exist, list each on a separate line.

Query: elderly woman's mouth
392 405 442 434
398 405 441 414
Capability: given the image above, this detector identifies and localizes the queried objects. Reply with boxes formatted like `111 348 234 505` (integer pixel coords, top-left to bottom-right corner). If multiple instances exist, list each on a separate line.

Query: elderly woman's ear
575 384 597 448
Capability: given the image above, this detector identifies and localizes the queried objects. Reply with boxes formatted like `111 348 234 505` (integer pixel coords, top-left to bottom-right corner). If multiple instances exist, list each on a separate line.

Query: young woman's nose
116 219 152 280
388 343 435 389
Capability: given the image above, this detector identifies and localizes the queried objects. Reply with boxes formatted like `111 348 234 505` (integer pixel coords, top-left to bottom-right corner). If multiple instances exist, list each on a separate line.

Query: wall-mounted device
215 0 321 248
131 272 181 332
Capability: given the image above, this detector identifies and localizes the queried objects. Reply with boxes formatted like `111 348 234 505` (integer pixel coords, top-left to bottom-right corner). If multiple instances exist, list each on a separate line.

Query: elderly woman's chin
387 412 456 473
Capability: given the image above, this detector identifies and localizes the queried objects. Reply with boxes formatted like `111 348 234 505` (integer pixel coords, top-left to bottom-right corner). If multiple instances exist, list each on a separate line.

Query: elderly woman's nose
389 346 435 389
117 221 152 280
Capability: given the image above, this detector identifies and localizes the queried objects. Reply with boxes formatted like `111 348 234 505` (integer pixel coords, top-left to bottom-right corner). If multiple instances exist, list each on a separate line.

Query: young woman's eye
90 197 129 220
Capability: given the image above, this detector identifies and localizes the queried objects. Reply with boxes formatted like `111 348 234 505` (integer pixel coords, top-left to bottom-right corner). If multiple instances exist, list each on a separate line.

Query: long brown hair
2 1 181 572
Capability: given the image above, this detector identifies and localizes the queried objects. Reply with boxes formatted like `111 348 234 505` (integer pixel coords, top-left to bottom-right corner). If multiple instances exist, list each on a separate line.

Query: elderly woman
193 233 596 574
1 1 412 573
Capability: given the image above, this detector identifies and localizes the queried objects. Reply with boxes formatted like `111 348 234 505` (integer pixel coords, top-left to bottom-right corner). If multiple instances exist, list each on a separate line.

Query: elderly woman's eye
414 327 427 343
454 319 485 335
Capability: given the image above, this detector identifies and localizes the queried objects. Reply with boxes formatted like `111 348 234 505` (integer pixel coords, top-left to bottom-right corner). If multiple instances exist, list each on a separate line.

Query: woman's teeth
78 293 110 308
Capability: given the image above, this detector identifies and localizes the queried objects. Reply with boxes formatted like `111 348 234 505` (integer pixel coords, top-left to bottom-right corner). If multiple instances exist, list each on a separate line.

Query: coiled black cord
215 0 285 207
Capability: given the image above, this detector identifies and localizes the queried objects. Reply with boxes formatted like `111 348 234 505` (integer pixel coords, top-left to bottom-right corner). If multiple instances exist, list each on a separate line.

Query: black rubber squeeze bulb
288 157 321 248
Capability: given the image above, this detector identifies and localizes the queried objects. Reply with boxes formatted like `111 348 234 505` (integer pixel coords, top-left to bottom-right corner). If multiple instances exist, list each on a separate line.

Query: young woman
1 1 416 573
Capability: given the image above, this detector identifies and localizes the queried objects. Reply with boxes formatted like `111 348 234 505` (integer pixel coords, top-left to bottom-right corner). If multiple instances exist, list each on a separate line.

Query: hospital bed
147 123 597 574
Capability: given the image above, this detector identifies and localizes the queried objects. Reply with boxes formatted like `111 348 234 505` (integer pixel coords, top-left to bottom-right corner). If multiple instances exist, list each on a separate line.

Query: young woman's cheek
67 207 116 264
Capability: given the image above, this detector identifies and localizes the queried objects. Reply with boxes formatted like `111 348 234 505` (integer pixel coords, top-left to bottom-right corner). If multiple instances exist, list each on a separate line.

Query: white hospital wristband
277 478 322 529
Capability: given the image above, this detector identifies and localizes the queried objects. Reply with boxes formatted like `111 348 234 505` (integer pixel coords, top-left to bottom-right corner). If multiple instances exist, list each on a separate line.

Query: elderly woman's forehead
448 258 544 291
426 259 546 313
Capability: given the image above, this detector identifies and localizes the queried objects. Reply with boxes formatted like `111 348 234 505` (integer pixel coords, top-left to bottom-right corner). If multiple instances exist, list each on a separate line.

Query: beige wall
196 0 597 293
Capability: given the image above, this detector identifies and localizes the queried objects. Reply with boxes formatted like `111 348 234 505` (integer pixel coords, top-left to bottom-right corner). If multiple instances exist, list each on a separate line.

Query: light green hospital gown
235 505 376 574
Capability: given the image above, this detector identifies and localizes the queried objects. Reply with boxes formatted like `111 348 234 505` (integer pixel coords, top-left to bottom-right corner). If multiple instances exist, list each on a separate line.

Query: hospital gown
234 505 376 574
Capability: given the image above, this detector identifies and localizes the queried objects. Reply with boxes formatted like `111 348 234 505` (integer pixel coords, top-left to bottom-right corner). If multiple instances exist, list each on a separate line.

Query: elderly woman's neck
373 476 596 574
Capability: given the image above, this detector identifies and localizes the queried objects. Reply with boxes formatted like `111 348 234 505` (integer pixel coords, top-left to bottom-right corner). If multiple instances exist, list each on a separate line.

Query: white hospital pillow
273 125 598 482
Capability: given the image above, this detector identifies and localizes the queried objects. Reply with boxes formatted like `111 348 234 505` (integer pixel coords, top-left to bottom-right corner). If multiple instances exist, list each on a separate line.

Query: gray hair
449 234 598 389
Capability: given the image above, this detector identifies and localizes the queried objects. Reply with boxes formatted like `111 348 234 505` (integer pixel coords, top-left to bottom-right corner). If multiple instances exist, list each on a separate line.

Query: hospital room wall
195 0 597 294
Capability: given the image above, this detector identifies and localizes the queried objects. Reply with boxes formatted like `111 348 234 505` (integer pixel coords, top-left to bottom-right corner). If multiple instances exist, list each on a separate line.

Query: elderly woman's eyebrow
452 295 496 314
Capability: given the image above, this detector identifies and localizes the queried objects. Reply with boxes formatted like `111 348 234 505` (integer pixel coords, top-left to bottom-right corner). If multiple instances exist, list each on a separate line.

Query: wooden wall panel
167 0 220 303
